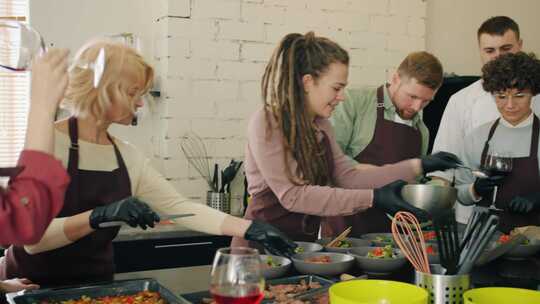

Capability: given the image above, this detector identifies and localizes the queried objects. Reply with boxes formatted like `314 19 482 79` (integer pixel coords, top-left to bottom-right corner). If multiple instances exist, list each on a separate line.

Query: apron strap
0 166 24 178
66 117 80 203
106 134 132 194
480 118 501 165
376 85 385 120
66 118 133 202
530 115 539 157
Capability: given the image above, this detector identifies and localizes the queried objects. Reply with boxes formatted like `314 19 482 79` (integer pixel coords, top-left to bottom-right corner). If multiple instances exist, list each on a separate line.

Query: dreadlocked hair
261 31 349 186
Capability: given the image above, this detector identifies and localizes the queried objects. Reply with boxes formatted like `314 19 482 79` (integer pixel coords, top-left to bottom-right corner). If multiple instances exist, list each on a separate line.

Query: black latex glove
472 175 505 199
421 151 462 174
89 197 160 230
508 192 540 213
373 180 429 221
244 220 297 257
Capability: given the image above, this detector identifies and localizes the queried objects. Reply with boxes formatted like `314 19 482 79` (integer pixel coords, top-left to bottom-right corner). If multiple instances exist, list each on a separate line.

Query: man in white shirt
431 16 540 224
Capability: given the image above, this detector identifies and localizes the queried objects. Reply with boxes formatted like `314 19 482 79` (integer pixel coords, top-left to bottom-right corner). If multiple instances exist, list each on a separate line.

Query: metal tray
181 275 334 304
9 279 190 304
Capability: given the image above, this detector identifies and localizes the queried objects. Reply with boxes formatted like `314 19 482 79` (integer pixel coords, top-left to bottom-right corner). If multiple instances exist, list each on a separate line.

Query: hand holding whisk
392 211 431 274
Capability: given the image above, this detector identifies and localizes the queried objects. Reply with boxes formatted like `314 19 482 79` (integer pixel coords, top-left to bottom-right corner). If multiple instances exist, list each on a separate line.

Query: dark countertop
179 258 539 304
345 256 540 291
114 224 212 242
112 224 231 273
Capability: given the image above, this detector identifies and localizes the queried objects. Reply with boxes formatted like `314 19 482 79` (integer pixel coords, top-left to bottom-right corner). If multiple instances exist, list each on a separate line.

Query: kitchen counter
113 225 539 292
173 257 539 303
112 224 231 273
114 223 211 242
370 257 540 290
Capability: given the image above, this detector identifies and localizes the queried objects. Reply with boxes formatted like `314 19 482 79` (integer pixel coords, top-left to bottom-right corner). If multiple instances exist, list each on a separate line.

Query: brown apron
231 130 335 248
321 85 422 237
0 167 24 198
478 116 540 234
0 117 132 286
0 167 24 179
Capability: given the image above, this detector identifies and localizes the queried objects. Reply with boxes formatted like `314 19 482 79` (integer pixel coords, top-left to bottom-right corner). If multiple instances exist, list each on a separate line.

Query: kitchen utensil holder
415 265 470 304
207 191 231 214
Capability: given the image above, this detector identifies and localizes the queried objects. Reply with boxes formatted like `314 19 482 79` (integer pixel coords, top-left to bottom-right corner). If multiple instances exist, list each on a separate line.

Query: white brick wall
218 20 266 42
154 0 427 205
190 40 240 60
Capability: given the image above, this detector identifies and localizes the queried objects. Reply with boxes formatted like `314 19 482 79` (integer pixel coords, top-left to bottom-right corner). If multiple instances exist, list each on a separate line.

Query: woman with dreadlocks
231 32 461 247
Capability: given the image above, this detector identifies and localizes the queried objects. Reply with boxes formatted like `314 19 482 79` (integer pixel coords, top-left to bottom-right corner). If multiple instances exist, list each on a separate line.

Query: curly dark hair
482 52 540 95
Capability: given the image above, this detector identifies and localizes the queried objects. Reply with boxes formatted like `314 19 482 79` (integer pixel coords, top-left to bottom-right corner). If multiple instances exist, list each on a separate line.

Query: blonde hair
62 39 154 125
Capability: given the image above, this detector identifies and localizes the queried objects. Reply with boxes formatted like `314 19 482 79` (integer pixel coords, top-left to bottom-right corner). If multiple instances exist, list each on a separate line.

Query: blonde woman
0 40 295 287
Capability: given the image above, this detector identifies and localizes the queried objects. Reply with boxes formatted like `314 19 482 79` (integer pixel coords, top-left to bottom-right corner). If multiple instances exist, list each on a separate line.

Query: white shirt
431 80 540 223
24 130 232 254
394 114 413 126
53 130 228 234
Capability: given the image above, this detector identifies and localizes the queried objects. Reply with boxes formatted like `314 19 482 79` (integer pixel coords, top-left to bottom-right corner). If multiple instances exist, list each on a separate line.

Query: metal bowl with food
350 246 407 274
474 231 514 266
401 184 457 215
259 254 292 279
294 241 324 253
316 237 371 253
360 233 397 247
503 238 540 259
292 252 354 276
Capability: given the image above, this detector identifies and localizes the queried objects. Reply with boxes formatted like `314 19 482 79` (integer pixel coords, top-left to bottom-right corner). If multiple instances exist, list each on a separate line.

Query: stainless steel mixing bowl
401 184 457 215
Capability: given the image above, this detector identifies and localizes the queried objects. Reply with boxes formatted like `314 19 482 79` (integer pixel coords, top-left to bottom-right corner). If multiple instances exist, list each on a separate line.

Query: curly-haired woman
455 52 540 233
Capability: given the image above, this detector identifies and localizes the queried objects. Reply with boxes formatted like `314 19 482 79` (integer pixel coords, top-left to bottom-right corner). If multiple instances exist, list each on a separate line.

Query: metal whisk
392 211 431 274
180 132 216 192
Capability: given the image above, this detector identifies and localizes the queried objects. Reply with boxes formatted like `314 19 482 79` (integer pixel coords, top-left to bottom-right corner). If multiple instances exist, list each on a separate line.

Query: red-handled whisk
391 211 431 274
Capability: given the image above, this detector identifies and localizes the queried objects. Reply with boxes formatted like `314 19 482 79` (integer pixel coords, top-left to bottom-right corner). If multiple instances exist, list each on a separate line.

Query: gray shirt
455 113 539 205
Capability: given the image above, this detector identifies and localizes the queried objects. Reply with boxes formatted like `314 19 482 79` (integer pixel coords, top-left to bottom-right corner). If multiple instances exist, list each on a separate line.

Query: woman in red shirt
0 49 71 293
0 49 70 245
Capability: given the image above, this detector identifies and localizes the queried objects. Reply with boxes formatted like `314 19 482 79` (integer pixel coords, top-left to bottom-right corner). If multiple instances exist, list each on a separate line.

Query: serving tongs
326 226 352 248
98 213 195 228
457 207 500 274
